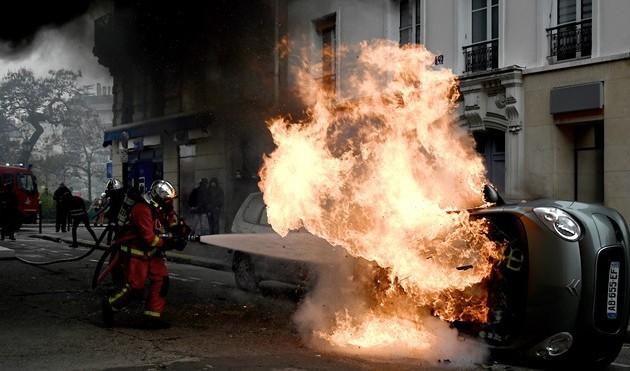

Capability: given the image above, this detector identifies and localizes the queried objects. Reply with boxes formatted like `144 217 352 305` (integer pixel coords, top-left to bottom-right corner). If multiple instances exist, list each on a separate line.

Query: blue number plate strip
607 261 620 319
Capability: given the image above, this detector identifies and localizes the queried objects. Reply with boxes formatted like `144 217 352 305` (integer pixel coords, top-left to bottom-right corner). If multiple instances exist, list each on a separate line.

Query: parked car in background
230 192 314 292
226 187 630 368
231 192 274 234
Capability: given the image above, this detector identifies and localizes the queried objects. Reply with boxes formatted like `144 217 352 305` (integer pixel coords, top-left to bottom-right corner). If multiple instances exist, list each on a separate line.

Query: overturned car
207 186 630 368
453 185 630 368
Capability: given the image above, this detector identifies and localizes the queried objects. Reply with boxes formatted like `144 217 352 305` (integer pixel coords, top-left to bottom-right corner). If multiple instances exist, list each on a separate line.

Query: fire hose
91 234 135 289
13 225 118 267
14 213 198 289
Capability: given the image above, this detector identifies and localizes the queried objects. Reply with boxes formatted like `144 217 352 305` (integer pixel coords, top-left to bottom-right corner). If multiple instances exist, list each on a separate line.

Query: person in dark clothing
104 178 125 245
207 177 224 235
187 178 210 234
0 183 20 240
53 182 70 232
64 193 98 247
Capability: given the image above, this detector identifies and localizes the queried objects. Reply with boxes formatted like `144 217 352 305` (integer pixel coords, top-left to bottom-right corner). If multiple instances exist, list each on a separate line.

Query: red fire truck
0 164 40 226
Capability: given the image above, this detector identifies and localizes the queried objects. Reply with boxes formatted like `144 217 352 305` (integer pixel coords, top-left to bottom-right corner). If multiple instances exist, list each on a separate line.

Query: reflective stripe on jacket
120 245 157 258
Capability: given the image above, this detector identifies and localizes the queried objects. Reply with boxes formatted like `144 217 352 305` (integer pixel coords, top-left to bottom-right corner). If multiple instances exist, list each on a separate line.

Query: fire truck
0 164 40 226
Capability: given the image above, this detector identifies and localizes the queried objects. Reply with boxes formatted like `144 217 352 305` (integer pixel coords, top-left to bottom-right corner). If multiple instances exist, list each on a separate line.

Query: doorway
122 148 163 193
573 123 603 203
474 128 505 192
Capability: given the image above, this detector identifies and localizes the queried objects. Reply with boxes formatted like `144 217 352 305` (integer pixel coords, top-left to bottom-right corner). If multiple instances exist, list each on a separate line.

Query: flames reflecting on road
259 40 504 363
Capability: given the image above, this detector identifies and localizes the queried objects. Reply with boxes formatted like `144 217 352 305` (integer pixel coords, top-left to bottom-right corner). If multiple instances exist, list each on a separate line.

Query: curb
0 246 14 260
31 234 104 250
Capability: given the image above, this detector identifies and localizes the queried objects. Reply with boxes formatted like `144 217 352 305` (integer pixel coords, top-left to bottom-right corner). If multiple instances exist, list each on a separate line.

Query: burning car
215 185 630 368
206 42 629 368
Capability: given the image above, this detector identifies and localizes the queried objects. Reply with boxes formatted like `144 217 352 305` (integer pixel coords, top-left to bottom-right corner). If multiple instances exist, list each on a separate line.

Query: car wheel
558 336 623 370
579 339 623 370
232 252 260 292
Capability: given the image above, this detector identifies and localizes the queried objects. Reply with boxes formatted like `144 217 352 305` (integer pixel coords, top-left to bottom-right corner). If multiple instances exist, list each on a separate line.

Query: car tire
232 252 260 292
562 336 624 370
582 339 623 370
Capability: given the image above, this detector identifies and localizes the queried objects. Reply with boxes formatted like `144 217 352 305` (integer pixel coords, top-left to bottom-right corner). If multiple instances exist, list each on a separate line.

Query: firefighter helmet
106 178 123 191
148 180 177 207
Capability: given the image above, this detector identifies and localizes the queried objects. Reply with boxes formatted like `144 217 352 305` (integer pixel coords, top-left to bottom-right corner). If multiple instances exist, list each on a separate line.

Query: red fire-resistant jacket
120 200 177 254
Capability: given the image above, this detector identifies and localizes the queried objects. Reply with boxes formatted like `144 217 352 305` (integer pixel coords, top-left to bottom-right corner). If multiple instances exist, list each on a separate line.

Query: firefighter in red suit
102 180 186 329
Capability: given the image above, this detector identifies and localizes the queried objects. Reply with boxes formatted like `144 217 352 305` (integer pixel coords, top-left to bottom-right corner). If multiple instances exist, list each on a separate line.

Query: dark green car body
465 198 630 368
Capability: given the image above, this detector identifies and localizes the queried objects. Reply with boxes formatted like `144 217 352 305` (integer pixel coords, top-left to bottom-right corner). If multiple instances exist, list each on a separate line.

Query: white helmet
106 178 123 191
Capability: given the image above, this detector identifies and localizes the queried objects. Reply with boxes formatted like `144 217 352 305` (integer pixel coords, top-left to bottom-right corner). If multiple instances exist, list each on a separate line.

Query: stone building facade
96 0 630 229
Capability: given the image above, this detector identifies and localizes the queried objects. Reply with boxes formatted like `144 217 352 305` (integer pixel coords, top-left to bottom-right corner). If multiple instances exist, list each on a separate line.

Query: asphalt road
0 227 383 370
1 225 630 370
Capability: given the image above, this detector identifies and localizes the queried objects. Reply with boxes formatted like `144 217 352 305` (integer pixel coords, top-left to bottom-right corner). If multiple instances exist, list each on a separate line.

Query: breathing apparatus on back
116 186 144 227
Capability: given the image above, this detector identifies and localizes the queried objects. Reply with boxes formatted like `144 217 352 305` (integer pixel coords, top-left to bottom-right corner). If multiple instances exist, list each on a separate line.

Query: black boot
102 299 115 328
141 316 170 330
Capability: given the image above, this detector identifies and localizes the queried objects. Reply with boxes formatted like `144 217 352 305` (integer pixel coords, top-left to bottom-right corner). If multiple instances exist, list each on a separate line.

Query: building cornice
523 52 630 76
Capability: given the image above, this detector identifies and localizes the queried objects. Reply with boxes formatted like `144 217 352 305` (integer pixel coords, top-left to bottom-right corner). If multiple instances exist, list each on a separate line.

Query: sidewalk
0 246 14 260
25 224 234 272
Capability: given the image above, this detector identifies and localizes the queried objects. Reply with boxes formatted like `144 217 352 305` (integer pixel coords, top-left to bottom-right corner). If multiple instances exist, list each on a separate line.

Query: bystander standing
53 182 70 232
0 183 20 240
187 178 210 234
208 177 224 235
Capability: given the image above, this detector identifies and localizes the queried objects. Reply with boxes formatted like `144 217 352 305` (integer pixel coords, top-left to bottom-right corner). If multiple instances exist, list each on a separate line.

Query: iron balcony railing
462 39 499 73
546 19 592 63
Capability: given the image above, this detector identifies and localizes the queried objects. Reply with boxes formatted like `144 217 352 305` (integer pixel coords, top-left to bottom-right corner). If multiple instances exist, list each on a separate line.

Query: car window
242 194 265 225
259 208 270 226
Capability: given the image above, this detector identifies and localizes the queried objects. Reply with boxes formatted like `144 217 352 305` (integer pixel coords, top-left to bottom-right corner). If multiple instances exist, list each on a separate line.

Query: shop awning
102 110 213 147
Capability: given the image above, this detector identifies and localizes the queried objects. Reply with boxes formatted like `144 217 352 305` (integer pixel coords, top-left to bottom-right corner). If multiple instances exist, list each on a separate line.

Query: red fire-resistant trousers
108 254 169 318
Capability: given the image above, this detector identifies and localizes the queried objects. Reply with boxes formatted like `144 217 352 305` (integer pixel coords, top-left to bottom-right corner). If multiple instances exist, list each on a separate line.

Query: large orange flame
259 40 503 362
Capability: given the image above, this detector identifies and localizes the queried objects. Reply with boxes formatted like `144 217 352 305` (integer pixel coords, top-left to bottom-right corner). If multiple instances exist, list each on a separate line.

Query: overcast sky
0 1 113 92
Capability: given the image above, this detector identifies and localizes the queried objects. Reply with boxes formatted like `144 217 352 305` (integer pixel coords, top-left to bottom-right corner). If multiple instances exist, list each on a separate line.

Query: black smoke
0 0 100 55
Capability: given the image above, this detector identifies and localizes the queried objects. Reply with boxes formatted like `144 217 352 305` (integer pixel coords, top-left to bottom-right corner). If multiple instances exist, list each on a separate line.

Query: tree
0 115 21 164
0 68 86 165
32 152 71 194
63 98 109 201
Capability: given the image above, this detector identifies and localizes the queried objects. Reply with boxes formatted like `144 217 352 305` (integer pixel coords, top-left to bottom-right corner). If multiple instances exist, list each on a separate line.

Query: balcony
546 19 592 63
462 40 499 74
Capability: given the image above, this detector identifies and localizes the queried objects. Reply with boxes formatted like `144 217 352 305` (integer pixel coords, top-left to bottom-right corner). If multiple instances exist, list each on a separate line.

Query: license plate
607 261 620 319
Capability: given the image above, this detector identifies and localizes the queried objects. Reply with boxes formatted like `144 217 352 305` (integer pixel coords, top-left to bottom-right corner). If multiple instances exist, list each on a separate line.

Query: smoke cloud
0 0 112 85
293 260 490 366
